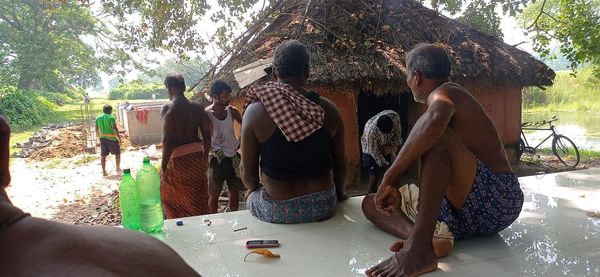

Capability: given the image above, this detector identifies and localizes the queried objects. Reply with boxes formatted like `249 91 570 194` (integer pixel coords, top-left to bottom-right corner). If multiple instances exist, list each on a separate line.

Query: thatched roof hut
194 0 555 185
193 0 554 100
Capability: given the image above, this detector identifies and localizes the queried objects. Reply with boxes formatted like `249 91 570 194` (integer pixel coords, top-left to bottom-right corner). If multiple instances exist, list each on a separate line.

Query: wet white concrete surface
161 169 600 276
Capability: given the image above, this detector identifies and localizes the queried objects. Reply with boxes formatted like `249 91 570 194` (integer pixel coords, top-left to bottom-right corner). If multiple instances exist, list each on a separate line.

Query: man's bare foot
366 245 438 277
116 168 123 174
102 171 108 176
389 237 453 258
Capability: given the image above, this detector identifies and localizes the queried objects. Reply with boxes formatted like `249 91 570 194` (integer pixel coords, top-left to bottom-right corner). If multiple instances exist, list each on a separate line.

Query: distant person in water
0 115 199 276
362 43 523 276
95 104 121 176
160 73 212 219
206 80 243 213
241 40 349 224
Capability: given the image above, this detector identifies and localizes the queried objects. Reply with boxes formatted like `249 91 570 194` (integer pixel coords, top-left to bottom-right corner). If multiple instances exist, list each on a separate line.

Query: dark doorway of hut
355 90 416 195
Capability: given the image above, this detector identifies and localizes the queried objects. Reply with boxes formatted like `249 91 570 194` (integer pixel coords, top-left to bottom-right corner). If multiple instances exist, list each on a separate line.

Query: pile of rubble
53 190 122 226
12 123 79 159
13 123 135 160
29 126 87 161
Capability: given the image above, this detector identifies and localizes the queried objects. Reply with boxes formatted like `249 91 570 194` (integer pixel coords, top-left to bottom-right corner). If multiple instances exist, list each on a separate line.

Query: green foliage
523 155 543 167
97 0 277 58
579 149 600 163
518 0 600 75
418 0 531 38
109 82 166 100
523 67 600 111
0 87 56 131
0 0 102 91
74 156 97 165
138 58 210 88
98 0 599 81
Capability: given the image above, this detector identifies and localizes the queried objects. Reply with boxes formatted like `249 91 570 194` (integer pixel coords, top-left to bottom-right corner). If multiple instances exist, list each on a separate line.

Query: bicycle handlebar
521 116 558 127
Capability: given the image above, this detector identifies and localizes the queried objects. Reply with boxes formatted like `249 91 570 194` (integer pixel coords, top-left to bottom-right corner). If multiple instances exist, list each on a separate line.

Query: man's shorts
100 138 120 156
247 185 337 224
362 153 386 176
208 154 244 194
438 159 524 240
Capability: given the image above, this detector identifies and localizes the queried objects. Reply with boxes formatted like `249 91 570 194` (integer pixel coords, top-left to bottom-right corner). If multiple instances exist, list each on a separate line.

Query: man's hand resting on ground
374 184 402 215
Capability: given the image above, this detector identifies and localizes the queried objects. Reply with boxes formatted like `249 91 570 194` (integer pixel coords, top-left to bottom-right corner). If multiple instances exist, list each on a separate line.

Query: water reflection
499 178 600 276
524 111 600 150
347 244 385 276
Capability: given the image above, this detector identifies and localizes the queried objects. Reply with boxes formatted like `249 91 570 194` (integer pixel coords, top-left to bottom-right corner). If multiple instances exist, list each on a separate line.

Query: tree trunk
17 74 34 90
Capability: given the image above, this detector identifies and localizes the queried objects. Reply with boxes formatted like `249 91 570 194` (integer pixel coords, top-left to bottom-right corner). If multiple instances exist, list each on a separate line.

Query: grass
523 155 543 167
73 155 97 165
9 128 39 156
531 147 600 163
45 158 64 169
523 67 600 112
579 149 600 163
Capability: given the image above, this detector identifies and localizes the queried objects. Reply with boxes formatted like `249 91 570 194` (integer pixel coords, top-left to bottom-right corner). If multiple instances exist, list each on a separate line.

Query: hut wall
230 97 244 138
466 86 522 164
318 91 361 186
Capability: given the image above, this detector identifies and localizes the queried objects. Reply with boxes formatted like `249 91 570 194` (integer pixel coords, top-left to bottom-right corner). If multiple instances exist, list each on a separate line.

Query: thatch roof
193 0 555 100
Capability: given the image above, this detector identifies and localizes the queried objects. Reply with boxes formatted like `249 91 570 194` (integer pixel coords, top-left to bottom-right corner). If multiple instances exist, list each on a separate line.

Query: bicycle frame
521 126 558 151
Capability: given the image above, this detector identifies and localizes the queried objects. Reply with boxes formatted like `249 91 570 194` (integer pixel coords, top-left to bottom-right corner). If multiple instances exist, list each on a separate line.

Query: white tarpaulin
233 58 274 89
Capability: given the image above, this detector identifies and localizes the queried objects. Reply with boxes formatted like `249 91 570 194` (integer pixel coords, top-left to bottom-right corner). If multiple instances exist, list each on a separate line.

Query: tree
518 0 600 74
0 0 101 91
138 57 210 88
393 0 600 74
97 0 599 79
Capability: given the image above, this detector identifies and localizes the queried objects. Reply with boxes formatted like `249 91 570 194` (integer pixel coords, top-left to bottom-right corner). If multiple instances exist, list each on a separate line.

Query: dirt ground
6 124 600 226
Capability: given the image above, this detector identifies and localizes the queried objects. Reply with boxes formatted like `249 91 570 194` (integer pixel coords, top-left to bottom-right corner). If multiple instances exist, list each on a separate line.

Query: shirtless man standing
362 44 524 276
160 73 212 218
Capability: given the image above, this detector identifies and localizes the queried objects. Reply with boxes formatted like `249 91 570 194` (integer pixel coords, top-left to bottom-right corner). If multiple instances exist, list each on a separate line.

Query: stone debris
12 123 134 160
53 190 122 226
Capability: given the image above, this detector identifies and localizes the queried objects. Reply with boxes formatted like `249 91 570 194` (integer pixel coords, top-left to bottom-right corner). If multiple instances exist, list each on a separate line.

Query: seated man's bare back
0 209 199 276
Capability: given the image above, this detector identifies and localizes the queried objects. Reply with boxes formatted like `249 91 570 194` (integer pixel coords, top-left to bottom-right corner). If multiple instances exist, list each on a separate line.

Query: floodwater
522 111 600 151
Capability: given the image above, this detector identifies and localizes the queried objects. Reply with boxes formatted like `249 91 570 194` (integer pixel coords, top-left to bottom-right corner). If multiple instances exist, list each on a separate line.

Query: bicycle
518 116 580 168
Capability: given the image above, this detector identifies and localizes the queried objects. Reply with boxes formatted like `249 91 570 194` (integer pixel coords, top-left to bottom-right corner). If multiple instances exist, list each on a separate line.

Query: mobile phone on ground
245 240 280 248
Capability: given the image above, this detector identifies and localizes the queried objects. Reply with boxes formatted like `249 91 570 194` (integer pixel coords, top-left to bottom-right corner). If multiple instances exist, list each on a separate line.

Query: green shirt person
95 105 121 176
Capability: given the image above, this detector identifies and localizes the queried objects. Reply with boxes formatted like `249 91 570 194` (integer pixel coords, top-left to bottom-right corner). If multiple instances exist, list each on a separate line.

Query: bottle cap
123 169 131 174
143 157 150 163
176 221 184 226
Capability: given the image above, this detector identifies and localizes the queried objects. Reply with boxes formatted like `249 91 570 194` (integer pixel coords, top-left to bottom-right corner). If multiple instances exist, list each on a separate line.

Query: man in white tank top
205 80 243 213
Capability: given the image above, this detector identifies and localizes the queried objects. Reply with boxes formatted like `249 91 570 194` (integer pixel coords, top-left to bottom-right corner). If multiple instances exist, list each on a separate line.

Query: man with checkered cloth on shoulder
240 40 349 224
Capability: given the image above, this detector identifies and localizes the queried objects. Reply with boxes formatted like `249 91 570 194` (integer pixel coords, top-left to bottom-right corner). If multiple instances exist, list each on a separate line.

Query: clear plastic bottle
136 157 164 233
119 169 140 230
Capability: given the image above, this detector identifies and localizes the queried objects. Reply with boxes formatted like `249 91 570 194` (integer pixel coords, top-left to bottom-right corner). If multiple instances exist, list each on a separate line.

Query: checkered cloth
244 81 325 142
361 110 402 167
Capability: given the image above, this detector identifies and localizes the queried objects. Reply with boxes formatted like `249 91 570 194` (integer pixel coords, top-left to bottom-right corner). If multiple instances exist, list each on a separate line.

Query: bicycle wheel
552 135 580 168
517 138 526 161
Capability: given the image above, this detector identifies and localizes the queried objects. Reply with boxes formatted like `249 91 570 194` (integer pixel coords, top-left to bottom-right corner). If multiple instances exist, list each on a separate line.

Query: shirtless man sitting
362 43 524 276
0 115 199 276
